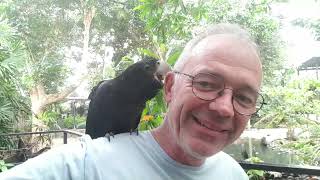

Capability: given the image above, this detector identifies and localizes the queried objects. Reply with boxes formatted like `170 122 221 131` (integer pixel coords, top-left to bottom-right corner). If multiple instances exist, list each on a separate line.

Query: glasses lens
190 72 264 116
233 89 264 115
192 73 224 100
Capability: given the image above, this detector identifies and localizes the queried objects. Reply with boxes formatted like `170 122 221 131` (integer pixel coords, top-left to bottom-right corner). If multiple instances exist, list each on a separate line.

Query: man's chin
185 137 226 158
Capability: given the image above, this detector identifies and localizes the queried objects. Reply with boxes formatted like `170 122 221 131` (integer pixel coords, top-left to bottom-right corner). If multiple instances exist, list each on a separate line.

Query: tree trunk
30 3 95 118
30 3 96 118
30 83 81 117
81 3 96 64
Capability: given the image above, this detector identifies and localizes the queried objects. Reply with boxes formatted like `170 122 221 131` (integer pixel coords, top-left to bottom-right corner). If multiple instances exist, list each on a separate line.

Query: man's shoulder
79 131 157 178
207 151 237 162
82 131 153 156
207 151 242 168
89 131 151 144
206 151 248 179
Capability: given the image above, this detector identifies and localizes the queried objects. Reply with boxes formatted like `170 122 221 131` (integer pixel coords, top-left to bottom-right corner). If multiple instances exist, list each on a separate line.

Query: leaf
1 166 8 172
133 5 144 11
137 48 158 59
166 49 182 66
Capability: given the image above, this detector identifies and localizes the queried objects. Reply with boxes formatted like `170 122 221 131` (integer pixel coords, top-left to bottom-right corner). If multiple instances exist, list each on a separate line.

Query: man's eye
194 81 220 91
198 81 210 87
234 94 255 107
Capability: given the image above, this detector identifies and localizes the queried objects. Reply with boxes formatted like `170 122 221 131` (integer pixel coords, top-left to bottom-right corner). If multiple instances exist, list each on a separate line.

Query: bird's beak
154 60 171 84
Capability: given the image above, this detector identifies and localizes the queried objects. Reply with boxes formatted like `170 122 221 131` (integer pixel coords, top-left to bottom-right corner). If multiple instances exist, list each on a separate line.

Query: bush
63 115 86 129
254 79 320 129
38 111 61 129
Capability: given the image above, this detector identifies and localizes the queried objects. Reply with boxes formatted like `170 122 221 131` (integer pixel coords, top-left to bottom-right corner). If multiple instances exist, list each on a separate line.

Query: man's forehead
189 35 262 76
181 35 262 91
192 34 258 57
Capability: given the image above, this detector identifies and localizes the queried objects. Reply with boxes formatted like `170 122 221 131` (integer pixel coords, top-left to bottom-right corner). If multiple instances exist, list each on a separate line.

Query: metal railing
0 130 84 145
240 161 320 176
0 130 84 167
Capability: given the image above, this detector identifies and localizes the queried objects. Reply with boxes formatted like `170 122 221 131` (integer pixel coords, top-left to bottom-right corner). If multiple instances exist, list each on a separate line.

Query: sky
271 0 320 67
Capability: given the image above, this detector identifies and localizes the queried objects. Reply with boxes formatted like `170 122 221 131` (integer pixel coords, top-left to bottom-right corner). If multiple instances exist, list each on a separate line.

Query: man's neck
151 121 205 167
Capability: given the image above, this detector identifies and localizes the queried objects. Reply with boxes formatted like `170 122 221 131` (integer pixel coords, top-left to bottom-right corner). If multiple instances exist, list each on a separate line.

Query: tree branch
44 79 84 106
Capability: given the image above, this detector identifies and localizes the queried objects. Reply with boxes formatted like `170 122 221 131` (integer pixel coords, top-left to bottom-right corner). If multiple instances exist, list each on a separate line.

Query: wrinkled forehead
192 34 261 68
185 34 263 90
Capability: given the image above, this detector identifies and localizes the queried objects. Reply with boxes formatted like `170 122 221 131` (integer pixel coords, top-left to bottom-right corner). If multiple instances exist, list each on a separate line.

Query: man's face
164 34 262 160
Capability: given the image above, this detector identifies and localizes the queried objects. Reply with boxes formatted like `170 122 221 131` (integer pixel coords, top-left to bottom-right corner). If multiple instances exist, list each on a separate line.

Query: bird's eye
144 65 150 70
156 61 160 65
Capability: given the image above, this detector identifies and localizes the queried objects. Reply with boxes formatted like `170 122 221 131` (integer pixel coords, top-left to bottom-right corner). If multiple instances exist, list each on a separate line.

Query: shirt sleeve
0 135 89 180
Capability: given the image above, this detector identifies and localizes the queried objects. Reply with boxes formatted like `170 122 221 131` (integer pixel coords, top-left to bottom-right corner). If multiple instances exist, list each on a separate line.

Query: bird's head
120 56 171 100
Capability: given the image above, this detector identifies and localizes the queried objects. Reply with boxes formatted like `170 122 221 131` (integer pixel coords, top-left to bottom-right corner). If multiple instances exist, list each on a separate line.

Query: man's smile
191 114 230 135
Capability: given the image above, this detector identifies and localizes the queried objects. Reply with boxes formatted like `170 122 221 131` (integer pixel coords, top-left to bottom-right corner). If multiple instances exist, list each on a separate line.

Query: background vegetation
0 0 319 169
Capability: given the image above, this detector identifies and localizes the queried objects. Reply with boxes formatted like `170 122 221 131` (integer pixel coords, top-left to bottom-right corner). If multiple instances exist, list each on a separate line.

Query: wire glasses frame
173 71 266 116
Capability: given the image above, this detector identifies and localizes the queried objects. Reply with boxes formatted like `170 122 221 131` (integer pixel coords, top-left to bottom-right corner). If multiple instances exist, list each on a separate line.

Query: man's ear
164 72 174 103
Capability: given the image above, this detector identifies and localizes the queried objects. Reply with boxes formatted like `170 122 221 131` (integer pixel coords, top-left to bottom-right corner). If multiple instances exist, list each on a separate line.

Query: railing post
63 132 67 144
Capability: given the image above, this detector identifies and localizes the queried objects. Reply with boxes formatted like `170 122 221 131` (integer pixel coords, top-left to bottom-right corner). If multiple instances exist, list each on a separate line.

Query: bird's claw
105 132 114 142
130 128 139 136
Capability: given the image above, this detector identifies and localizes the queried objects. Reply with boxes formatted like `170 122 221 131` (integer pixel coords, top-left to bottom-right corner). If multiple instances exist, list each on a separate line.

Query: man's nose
208 89 235 118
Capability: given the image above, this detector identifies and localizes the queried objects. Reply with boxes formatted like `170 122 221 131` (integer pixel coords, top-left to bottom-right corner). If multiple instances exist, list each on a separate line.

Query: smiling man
0 23 263 180
152 23 263 178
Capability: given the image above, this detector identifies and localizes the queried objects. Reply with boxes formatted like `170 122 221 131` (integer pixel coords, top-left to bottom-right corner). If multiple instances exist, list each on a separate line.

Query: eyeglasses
174 71 265 116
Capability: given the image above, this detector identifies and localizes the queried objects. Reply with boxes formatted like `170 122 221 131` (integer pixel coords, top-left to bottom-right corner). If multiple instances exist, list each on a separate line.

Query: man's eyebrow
195 70 260 92
195 69 220 76
238 85 260 93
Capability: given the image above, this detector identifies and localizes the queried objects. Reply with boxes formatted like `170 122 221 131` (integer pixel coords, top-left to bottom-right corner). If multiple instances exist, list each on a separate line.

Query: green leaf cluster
245 156 265 180
0 8 30 148
0 160 14 172
255 79 320 128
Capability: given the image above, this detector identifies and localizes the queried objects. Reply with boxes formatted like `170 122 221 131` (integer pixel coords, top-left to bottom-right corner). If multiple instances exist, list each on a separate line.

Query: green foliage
131 0 285 129
166 48 182 67
63 115 86 129
0 11 31 145
278 137 320 166
38 111 61 129
134 0 199 60
137 48 158 59
245 157 265 180
3 0 285 130
246 156 264 163
292 18 320 41
28 57 71 94
0 160 14 172
93 0 153 65
139 92 166 131
4 0 78 93
256 78 320 166
135 0 284 86
247 169 265 180
254 79 320 128
36 103 87 129
113 56 134 77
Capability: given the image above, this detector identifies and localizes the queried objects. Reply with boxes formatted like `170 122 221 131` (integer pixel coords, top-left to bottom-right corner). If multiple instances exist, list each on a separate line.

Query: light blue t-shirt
0 131 248 180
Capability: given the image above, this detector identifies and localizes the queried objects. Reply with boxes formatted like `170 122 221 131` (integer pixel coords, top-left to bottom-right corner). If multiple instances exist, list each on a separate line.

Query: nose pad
217 88 233 97
209 89 235 118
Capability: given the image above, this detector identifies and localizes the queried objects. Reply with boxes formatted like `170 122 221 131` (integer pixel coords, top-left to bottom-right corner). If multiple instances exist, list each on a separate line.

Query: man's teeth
195 116 208 128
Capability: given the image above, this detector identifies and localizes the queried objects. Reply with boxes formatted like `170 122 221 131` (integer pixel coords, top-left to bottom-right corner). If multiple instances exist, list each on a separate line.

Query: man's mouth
192 115 228 133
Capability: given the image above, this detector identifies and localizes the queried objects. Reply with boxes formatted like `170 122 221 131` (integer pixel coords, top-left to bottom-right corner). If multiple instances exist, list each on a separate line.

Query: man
0 23 263 180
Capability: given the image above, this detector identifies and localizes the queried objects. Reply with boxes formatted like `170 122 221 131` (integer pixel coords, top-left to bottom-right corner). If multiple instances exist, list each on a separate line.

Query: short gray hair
173 23 260 71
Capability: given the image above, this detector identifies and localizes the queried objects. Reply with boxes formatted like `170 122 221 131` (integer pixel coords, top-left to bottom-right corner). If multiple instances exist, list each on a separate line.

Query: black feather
85 57 163 139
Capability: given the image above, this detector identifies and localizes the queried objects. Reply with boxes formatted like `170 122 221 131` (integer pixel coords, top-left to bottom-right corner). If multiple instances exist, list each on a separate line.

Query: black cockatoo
85 56 171 140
